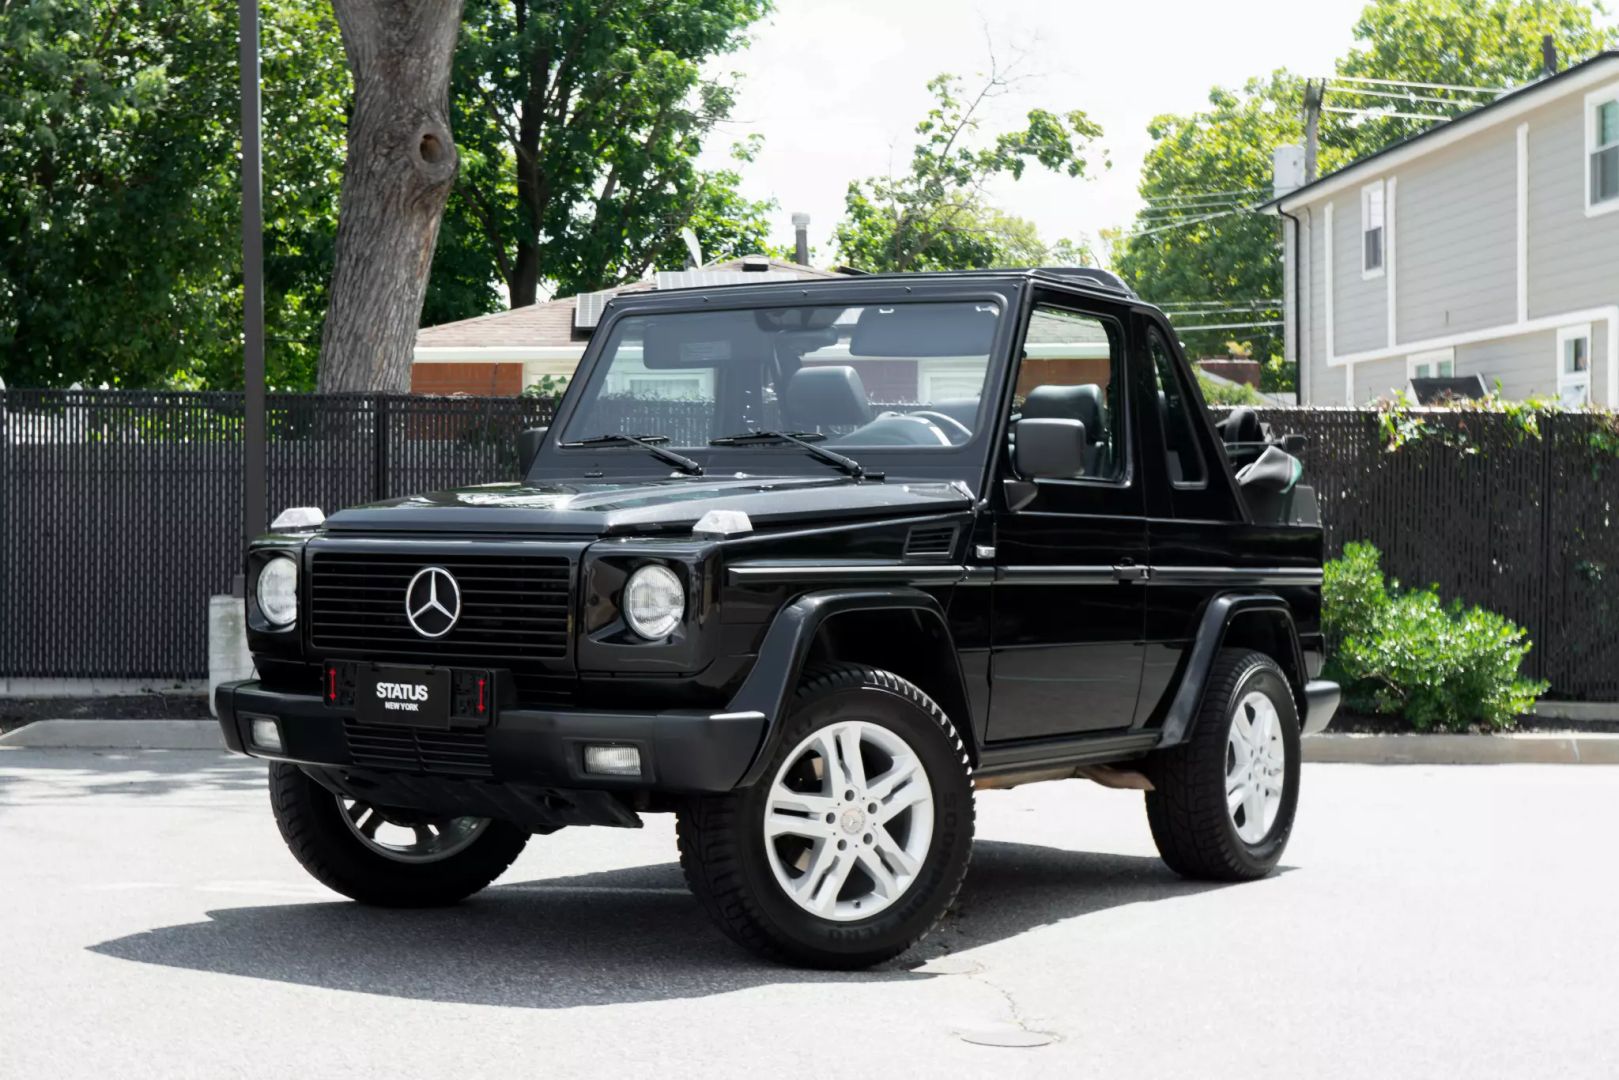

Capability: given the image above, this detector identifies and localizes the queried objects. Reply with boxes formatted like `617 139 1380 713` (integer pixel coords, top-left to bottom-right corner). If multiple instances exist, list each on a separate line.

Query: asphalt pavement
2 750 1616 1079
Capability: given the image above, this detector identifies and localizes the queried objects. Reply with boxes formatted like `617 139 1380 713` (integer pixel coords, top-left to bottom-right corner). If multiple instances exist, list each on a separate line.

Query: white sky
698 0 1614 261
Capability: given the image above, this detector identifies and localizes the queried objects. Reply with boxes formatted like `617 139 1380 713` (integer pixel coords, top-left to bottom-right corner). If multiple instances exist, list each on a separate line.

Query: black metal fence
1 391 1616 699
0 391 556 683
1249 408 1619 701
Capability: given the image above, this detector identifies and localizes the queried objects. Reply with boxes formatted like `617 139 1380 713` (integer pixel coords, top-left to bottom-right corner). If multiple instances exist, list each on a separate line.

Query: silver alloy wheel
763 720 935 922
337 796 491 864
1226 690 1286 844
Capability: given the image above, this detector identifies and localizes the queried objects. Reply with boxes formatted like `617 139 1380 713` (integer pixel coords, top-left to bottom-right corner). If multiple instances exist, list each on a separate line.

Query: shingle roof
414 258 836 351
1024 312 1111 344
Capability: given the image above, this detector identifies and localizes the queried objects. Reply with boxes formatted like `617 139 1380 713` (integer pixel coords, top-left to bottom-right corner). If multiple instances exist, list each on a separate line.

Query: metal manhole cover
956 1025 1057 1048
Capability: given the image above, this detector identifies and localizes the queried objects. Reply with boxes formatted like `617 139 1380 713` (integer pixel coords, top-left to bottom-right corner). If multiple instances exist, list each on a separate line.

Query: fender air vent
904 523 959 560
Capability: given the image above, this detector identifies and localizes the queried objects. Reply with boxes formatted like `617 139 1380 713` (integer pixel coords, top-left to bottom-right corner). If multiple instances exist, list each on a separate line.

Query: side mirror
517 426 548 477
1013 417 1088 479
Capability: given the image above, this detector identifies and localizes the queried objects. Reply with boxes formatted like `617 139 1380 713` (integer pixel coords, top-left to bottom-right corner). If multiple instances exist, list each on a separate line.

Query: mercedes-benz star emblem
405 567 461 639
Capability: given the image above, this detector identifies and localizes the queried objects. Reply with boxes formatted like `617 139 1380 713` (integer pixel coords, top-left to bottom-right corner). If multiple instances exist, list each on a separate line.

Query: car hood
321 474 975 535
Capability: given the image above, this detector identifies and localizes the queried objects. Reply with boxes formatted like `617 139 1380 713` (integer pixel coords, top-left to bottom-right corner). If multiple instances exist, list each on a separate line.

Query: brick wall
411 363 525 397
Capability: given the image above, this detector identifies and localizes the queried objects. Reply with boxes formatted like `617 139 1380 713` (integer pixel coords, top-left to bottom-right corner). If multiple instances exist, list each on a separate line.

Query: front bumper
215 680 766 796
1302 679 1340 736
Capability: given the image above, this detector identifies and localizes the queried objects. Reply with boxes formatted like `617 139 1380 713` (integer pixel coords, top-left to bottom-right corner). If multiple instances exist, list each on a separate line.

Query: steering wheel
907 410 973 445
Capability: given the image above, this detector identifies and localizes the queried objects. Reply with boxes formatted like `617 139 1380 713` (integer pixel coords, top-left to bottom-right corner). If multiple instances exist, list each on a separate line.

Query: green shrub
1321 541 1388 652
1195 370 1266 406
1322 542 1546 731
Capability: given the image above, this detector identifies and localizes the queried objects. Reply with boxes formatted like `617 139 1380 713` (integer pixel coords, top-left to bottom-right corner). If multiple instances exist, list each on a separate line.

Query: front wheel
268 762 530 906
678 666 974 969
1145 649 1301 881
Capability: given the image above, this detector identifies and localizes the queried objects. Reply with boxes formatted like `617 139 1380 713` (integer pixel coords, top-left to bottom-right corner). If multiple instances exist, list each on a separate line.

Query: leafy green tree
1113 0 1616 392
435 0 772 311
0 0 349 390
1112 73 1307 387
647 136 777 270
834 71 1103 272
1328 0 1615 152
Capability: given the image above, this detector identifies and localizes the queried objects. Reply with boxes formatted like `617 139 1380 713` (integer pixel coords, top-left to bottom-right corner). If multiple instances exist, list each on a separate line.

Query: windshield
559 300 1001 451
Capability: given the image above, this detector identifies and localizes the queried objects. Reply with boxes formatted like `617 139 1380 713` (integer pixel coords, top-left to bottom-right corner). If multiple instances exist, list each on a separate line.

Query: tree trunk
317 0 466 393
510 240 540 308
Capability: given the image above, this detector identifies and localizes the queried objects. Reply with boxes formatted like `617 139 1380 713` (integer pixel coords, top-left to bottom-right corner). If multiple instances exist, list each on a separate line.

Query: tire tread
676 664 973 968
1145 649 1296 882
269 762 528 907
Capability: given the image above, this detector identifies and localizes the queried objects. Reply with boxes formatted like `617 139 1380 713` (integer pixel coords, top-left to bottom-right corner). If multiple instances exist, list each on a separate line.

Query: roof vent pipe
1542 34 1559 77
791 212 811 266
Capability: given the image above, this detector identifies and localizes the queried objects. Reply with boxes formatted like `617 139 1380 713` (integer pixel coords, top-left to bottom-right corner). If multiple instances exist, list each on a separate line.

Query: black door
986 298 1147 742
1132 321 1318 727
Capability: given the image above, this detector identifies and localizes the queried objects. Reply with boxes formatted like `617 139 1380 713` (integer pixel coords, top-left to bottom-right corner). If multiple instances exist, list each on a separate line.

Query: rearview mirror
518 426 547 477
1014 418 1088 479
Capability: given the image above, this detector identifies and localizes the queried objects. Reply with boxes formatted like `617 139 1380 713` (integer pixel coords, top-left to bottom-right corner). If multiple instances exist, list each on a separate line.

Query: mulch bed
1331 710 1619 736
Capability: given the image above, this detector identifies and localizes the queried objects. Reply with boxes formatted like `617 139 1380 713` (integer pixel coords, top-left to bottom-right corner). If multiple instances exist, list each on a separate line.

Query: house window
1588 86 1619 214
1558 324 1592 407
1361 181 1385 277
917 359 988 402
1408 348 1455 381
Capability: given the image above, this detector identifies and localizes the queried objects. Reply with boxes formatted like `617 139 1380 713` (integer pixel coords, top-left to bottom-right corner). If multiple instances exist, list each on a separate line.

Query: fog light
584 744 641 777
248 716 283 753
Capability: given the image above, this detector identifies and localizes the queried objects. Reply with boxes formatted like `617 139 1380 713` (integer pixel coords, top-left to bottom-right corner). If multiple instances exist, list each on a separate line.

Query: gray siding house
1267 51 1619 407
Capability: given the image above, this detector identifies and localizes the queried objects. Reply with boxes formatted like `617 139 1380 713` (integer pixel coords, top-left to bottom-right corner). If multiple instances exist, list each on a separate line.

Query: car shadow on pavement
88 841 1239 1007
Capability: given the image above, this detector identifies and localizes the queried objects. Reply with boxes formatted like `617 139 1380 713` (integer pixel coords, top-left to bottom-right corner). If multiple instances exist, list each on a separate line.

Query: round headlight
256 555 298 627
622 564 684 640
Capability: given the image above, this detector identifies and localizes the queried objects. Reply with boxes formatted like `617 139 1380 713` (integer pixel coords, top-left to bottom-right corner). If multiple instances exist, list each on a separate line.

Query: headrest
1219 406 1264 444
1024 384 1104 442
785 365 873 428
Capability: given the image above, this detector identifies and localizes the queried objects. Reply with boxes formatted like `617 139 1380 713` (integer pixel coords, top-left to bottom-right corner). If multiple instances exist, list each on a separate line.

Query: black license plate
354 664 452 728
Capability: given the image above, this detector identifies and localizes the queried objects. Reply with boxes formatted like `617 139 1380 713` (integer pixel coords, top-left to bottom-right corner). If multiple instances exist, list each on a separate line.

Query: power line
1158 299 1282 308
1117 207 1255 239
1139 198 1248 213
1167 311 1283 320
1169 320 1284 332
1142 187 1266 201
1161 305 1283 315
1325 84 1481 110
1140 188 1266 206
1324 74 1509 95
1323 104 1455 124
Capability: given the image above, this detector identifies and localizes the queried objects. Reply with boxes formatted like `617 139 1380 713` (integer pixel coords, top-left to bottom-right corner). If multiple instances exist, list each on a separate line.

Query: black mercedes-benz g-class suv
218 267 1338 969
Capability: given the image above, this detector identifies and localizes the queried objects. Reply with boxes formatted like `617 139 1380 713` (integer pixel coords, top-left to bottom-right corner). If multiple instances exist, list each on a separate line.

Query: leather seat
1022 384 1109 476
784 366 873 431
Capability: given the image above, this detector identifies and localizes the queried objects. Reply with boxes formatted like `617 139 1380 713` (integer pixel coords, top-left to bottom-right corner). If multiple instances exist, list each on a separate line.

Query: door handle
1112 562 1151 583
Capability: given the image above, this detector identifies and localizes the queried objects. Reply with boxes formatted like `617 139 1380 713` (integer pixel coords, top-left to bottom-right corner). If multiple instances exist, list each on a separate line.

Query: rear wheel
678 666 974 969
268 762 530 906
1145 650 1301 881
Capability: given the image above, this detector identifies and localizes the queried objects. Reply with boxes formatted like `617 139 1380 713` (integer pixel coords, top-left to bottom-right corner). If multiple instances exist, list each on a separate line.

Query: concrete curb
0 679 208 698
1303 732 1619 765
0 720 225 751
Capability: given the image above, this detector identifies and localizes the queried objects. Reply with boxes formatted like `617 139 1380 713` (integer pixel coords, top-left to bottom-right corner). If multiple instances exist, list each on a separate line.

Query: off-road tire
268 762 530 907
677 665 974 969
1145 649 1301 881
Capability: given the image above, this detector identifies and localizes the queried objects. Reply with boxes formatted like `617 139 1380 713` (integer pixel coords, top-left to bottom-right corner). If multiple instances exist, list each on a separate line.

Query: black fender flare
1156 592 1308 747
725 588 971 788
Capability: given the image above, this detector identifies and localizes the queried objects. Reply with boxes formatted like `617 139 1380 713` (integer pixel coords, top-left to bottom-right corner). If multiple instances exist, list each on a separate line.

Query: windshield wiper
561 432 704 475
708 430 882 481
